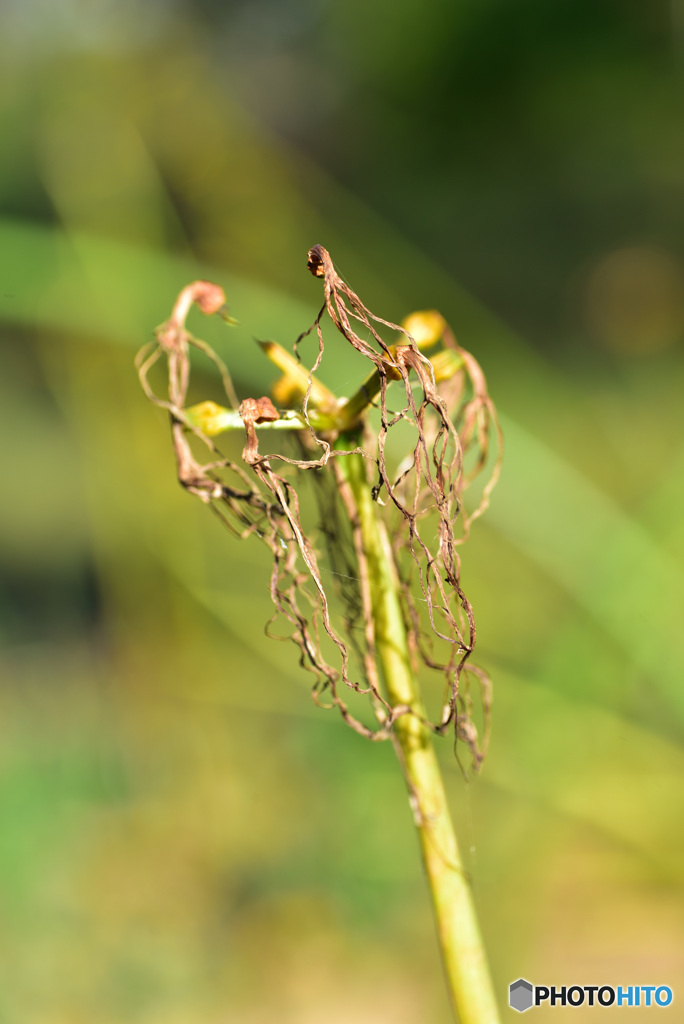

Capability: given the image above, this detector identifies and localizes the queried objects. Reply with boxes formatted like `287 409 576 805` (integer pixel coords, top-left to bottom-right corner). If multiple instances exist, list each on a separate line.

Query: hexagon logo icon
509 978 534 1012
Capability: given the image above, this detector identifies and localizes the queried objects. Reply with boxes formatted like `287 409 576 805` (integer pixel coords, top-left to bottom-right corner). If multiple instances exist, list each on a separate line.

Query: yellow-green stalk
337 445 500 1024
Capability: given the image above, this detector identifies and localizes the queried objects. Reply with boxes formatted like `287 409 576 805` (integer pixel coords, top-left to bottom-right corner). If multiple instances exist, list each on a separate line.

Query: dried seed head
138 250 501 765
239 396 280 465
239 396 279 424
306 245 326 277
191 280 227 316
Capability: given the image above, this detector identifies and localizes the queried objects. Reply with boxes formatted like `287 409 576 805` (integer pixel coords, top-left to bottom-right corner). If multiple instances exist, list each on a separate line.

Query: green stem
337 349 465 431
340 449 500 1024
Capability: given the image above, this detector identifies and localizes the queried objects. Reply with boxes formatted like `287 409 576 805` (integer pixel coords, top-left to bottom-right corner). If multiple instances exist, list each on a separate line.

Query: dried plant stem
340 449 500 1024
139 264 502 1018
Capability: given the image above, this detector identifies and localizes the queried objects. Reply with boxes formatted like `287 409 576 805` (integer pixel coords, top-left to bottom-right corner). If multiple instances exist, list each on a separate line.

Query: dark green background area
1 3 683 1021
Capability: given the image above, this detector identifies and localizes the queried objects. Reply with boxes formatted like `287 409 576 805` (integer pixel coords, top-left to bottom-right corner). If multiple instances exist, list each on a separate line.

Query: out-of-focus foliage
0 2 683 1021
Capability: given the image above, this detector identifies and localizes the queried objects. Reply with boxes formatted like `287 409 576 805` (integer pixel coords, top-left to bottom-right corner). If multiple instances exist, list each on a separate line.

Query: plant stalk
340 449 500 1024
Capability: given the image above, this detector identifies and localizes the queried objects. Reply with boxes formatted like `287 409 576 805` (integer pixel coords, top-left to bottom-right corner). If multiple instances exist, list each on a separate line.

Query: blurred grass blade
490 417 684 718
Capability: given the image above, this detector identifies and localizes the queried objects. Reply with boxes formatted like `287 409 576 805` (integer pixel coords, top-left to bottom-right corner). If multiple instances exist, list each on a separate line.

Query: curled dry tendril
136 247 502 767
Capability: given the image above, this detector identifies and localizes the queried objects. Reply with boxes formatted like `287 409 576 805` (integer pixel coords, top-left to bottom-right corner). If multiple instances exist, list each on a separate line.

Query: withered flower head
137 248 501 767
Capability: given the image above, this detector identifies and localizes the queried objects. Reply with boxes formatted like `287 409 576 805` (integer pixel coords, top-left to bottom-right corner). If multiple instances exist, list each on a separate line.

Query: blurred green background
1 2 683 1021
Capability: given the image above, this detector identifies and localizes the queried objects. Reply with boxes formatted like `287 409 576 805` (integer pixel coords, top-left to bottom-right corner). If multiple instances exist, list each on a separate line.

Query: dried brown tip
307 245 327 277
166 280 227 335
239 396 280 465
239 396 279 425
191 280 226 316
